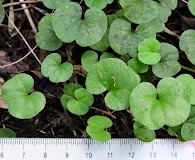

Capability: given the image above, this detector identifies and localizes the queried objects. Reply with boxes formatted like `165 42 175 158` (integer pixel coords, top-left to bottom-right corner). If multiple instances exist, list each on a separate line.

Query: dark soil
0 0 194 139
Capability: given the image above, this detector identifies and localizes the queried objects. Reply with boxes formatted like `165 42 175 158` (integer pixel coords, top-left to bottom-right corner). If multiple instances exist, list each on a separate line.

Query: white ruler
0 138 195 160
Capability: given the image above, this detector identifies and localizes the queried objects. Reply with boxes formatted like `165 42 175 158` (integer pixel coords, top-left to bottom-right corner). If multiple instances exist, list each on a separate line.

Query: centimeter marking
0 138 195 160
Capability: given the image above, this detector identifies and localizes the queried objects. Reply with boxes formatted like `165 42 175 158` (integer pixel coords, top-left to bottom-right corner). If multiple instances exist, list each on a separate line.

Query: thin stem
164 27 180 39
3 0 42 8
0 45 37 68
5 12 41 65
90 107 117 119
181 65 195 73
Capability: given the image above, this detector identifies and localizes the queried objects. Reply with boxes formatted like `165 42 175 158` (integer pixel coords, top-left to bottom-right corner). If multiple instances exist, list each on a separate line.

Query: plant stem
181 65 195 73
73 65 88 76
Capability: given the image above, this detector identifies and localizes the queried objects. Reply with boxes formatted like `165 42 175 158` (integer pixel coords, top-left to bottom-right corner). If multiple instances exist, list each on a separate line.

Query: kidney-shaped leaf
86 58 140 110
130 78 191 130
177 74 195 105
84 0 114 9
180 29 195 65
159 0 178 10
109 18 144 57
86 115 113 142
138 38 161 65
153 43 181 78
36 14 63 51
52 2 107 47
41 53 73 83
119 0 158 24
1 74 46 119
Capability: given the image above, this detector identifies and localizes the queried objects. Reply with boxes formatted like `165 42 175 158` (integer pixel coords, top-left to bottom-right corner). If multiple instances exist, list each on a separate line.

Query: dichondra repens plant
1 0 195 142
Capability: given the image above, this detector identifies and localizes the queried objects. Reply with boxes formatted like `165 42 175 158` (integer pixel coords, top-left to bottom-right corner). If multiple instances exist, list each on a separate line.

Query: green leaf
42 0 70 9
138 38 161 65
87 115 113 128
109 18 144 57
41 53 73 83
177 74 195 105
62 87 94 115
81 50 98 72
60 83 82 109
0 128 16 138
133 121 155 142
130 78 191 130
35 14 63 51
1 74 46 119
86 58 140 110
159 0 178 10
84 0 114 9
0 3 5 24
119 0 158 24
152 43 181 78
128 58 149 73
181 105 195 140
100 52 116 60
188 0 195 16
180 29 195 65
52 2 107 47
86 115 112 142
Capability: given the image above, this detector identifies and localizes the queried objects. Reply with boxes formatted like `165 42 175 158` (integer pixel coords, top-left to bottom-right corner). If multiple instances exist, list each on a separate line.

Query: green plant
2 0 195 142
0 128 16 138
86 115 113 142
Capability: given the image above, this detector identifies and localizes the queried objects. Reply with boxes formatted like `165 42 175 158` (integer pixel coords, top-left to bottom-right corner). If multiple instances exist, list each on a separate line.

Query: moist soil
0 0 194 139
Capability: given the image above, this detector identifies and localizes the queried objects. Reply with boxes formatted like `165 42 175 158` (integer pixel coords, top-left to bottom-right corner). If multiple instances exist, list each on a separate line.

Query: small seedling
41 53 73 83
60 83 94 115
130 77 191 130
1 74 46 119
86 115 113 142
0 128 16 138
138 38 161 65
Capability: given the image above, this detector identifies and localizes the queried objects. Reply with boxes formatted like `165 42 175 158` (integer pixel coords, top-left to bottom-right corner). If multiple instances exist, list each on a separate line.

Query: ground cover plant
0 0 195 142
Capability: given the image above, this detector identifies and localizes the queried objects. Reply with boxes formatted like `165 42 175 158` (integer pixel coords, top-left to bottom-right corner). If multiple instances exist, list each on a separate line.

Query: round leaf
41 53 73 83
109 18 144 57
87 115 113 129
86 115 112 142
42 0 70 9
35 14 63 51
130 78 191 130
177 74 195 105
1 74 46 119
133 121 155 142
0 128 16 138
81 50 98 72
188 0 195 16
180 29 195 65
152 43 181 78
84 0 114 9
120 0 158 24
52 2 107 47
86 58 140 110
